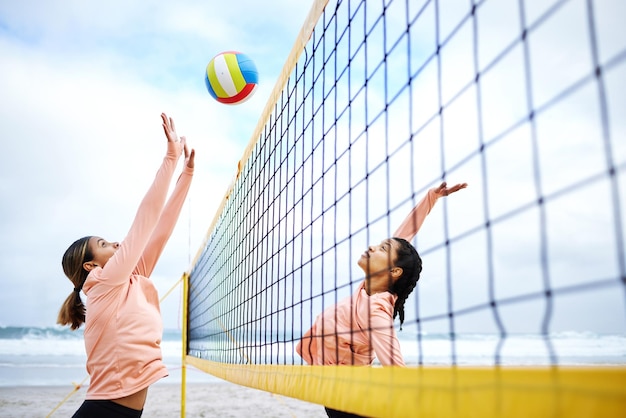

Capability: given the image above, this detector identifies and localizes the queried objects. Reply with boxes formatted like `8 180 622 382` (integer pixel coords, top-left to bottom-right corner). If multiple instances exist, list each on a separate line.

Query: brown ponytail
57 236 93 330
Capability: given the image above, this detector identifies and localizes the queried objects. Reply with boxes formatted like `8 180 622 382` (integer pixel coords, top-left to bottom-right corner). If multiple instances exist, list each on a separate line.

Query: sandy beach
0 382 326 418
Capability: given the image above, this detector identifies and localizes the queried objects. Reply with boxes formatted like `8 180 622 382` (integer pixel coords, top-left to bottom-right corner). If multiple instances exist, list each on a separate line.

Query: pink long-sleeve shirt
82 144 193 399
296 188 440 366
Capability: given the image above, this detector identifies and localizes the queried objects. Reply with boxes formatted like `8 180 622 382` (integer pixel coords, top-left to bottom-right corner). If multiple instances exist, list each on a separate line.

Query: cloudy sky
1 0 625 337
183 0 626 338
0 0 310 329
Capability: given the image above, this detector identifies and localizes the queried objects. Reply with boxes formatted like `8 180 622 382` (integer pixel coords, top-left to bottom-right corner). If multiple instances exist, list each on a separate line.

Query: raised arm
135 143 195 277
99 114 184 285
393 182 467 241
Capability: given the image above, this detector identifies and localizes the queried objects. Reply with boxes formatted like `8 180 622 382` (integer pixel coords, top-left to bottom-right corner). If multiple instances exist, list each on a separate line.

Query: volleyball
205 51 258 105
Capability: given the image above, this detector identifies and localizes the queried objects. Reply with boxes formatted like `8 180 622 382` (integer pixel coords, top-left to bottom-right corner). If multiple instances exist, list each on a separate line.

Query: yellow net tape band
185 356 626 418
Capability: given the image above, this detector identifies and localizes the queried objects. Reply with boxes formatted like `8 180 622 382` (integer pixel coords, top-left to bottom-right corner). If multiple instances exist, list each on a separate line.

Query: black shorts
325 406 368 418
72 400 143 418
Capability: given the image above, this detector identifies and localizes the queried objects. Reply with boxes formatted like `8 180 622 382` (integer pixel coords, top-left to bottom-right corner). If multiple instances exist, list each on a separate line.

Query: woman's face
358 238 399 277
85 236 119 270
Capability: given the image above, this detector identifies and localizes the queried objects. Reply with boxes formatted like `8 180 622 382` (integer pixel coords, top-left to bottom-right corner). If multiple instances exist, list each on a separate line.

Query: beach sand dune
0 382 325 417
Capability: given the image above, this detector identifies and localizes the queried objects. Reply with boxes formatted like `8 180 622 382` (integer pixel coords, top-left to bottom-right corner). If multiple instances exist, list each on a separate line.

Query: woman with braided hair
296 181 466 418
56 113 194 417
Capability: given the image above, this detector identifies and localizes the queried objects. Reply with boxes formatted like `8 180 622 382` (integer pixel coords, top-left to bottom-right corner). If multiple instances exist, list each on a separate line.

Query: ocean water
1 327 624 387
0 327 218 387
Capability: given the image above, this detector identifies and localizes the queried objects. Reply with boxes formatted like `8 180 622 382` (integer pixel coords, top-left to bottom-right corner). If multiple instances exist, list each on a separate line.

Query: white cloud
0 0 311 328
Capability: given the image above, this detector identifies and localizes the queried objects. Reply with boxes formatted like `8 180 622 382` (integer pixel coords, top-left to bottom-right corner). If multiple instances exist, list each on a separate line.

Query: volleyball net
183 0 626 416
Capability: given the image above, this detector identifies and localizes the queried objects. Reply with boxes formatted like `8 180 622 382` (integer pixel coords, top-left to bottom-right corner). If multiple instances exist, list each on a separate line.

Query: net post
180 271 189 418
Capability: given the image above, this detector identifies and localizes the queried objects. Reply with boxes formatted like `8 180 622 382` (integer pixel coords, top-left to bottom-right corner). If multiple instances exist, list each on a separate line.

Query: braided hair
389 237 422 327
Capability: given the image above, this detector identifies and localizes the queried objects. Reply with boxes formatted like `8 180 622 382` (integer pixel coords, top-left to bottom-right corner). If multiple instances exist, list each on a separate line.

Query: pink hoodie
296 188 440 366
82 142 193 399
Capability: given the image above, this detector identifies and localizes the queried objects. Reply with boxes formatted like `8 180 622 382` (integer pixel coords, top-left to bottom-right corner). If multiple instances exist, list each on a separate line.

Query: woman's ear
390 266 403 280
83 261 98 272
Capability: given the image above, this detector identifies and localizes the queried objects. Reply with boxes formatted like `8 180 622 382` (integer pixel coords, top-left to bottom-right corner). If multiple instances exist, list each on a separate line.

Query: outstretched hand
392 181 468 241
161 113 195 168
161 113 182 144
433 181 468 197
183 139 195 169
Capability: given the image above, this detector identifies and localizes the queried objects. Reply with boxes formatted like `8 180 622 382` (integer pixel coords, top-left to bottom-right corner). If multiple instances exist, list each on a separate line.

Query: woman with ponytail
57 113 195 417
296 181 466 418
